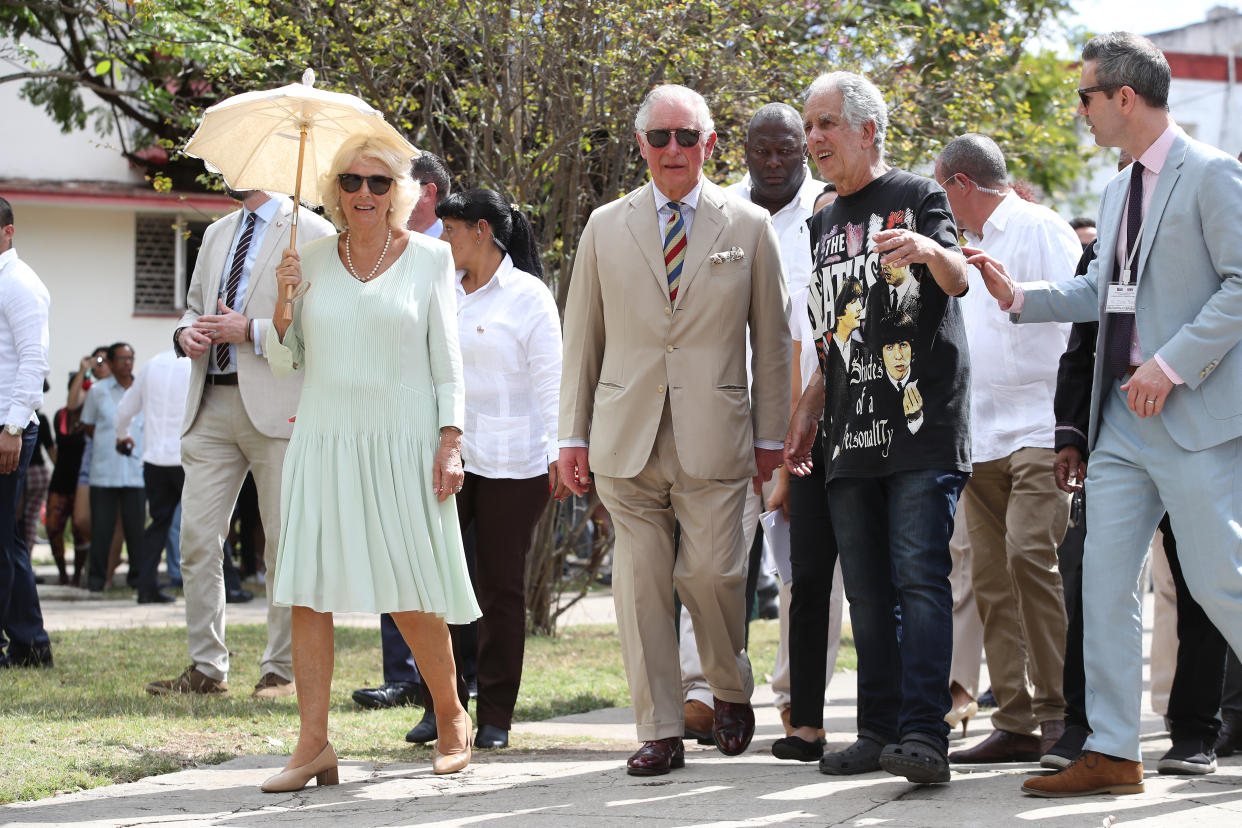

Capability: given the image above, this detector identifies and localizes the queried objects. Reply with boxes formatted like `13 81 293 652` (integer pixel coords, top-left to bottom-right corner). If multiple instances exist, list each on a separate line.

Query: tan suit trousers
596 399 754 741
949 499 984 699
179 385 292 682
962 446 1070 735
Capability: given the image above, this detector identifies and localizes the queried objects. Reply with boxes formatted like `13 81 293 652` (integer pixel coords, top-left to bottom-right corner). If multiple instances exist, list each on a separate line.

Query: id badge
1106 283 1137 314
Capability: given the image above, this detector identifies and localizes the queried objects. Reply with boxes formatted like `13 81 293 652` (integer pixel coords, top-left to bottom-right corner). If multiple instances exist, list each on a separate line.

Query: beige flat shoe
261 743 339 792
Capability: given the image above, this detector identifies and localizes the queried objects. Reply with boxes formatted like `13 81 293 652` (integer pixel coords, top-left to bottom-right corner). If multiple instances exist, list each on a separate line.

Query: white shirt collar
652 178 703 212
456 253 516 294
0 248 17 269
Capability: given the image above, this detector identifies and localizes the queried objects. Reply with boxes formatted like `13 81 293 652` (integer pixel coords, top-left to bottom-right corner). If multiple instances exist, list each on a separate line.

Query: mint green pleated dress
266 232 481 623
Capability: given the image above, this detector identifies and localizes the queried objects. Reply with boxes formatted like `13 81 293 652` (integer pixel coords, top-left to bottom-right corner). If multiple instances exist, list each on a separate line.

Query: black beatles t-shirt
806 168 971 480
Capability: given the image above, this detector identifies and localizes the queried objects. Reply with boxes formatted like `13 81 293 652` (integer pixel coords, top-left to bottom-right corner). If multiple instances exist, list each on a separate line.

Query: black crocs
818 736 884 775
880 738 950 784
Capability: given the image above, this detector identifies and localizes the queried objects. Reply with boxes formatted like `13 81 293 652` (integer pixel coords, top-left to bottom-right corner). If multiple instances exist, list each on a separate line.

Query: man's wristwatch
3 424 23 437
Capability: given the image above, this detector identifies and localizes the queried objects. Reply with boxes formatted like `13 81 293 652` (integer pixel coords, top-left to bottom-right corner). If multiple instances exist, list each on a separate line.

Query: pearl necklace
345 228 392 282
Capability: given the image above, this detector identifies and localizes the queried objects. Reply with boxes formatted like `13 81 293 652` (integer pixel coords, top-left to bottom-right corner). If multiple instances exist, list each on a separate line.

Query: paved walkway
7 567 1241 826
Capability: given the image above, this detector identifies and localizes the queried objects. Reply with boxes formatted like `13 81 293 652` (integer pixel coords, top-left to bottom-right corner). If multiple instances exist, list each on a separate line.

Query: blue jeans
165 502 182 583
828 468 967 753
1 422 51 657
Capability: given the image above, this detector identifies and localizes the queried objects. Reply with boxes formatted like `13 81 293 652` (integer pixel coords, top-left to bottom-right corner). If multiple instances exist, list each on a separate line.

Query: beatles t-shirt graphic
806 168 972 481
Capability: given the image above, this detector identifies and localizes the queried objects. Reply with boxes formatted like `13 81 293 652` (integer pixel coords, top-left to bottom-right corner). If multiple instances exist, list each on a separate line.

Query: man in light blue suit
970 31 1242 797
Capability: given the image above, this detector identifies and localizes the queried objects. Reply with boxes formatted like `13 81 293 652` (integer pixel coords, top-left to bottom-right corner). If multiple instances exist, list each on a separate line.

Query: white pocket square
710 246 746 264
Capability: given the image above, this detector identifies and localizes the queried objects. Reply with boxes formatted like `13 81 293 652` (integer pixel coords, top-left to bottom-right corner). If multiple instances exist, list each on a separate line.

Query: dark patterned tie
663 202 686 301
216 211 258 372
1106 161 1144 381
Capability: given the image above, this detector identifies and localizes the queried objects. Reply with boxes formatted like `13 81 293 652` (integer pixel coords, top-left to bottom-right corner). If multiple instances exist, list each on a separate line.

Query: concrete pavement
8 566 1241 826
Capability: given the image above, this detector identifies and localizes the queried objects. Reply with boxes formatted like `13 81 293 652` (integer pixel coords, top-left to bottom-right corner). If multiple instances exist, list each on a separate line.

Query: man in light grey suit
146 189 334 698
971 32 1242 797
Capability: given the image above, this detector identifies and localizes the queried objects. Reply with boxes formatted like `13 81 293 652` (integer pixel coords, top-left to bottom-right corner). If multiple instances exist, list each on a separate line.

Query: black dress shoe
137 591 175 604
353 681 420 710
406 707 437 744
6 643 54 668
712 697 755 756
474 724 509 749
1215 711 1242 757
225 588 254 604
626 737 685 776
772 735 825 761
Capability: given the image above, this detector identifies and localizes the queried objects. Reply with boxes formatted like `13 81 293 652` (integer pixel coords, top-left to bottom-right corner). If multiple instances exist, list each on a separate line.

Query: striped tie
663 201 686 301
216 211 258 372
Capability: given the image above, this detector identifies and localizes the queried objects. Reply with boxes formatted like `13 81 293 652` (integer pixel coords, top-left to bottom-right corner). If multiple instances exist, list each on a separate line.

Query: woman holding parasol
259 135 479 792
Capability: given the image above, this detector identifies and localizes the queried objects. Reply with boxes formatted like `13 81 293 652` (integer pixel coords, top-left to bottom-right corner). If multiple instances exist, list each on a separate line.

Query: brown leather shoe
146 665 228 696
1022 750 1144 797
1039 719 1066 757
252 672 296 699
712 697 755 756
949 729 1040 763
684 699 714 743
626 737 685 776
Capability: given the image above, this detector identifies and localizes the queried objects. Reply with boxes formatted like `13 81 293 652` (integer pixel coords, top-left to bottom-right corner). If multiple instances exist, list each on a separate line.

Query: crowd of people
2 28 1241 801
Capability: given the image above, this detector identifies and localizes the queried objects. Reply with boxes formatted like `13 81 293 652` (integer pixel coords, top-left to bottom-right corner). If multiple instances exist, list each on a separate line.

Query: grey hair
937 133 1009 190
634 84 715 134
805 72 888 159
1082 32 1170 110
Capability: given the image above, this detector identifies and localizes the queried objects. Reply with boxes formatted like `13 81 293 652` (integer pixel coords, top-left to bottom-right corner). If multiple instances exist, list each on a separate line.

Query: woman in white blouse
404 188 562 751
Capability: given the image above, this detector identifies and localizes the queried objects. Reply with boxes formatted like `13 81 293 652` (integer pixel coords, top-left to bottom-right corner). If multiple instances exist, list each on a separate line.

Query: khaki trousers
962 446 1070 735
179 385 292 683
949 500 984 699
596 401 754 741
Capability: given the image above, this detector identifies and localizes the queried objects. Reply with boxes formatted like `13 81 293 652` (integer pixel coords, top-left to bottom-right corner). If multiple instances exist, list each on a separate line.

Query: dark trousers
1060 498 1227 744
87 485 145 591
437 471 549 730
789 436 838 729
1 422 50 657
139 464 183 600
1057 491 1088 730
829 468 966 753
1223 648 1242 716
380 613 422 685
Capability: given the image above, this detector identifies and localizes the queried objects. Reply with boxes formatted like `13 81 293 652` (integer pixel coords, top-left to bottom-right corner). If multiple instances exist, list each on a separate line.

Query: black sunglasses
1077 84 1120 108
644 128 702 148
337 173 394 195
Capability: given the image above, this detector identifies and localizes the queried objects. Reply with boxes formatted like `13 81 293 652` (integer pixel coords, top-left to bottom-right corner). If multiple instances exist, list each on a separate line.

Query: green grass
0 618 854 804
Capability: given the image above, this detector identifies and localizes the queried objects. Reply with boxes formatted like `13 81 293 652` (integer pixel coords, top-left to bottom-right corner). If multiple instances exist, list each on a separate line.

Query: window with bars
133 215 210 314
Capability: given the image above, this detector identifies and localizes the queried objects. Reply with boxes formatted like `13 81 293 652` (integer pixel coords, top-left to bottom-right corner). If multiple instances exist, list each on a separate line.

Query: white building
1 42 233 414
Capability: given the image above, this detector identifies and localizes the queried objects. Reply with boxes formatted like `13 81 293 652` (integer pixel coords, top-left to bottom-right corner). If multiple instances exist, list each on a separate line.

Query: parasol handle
280 124 310 323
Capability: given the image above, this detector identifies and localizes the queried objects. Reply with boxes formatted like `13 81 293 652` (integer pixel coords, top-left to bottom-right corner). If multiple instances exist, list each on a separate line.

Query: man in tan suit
559 84 791 775
146 190 334 698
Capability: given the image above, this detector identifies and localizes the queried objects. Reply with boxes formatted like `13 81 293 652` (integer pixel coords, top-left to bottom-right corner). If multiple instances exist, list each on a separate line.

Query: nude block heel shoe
433 713 473 775
261 743 339 792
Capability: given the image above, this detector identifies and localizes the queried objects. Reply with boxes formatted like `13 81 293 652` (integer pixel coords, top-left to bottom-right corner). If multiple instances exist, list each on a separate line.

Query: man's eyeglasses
1077 84 1120 108
338 173 394 195
644 128 702 148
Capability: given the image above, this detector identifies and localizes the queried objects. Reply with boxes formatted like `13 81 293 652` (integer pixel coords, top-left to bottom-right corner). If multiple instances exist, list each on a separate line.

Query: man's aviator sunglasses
337 173 394 195
644 128 702 148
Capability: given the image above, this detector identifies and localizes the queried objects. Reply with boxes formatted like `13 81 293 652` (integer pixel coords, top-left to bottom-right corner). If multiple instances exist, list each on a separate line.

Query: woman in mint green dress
259 136 481 793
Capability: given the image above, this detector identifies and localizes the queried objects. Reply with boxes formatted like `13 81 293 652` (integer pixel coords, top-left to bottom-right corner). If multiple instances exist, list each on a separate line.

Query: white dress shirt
210 196 281 372
116 349 192 467
457 254 562 479
961 191 1082 463
727 169 822 298
0 247 50 428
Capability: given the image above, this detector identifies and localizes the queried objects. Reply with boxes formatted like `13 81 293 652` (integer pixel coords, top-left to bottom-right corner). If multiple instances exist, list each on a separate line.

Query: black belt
205 373 239 386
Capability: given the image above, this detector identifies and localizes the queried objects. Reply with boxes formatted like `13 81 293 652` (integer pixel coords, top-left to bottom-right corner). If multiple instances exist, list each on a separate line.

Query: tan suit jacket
560 179 791 479
176 198 335 438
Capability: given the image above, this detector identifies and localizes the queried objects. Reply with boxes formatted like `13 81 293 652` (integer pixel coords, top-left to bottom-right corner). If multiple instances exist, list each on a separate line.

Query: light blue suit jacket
1017 131 1242 452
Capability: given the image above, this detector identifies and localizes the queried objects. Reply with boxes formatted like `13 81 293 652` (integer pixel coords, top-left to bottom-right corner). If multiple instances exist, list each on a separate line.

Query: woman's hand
273 247 302 340
433 428 464 502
